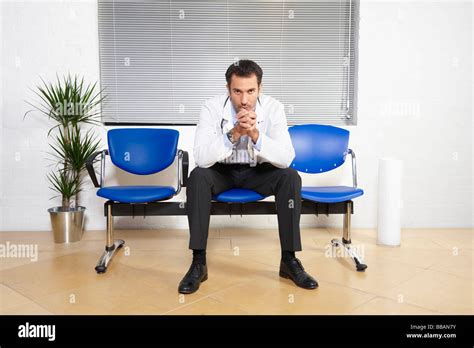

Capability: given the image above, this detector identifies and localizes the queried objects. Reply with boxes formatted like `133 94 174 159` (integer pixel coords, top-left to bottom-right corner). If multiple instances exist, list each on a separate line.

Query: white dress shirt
219 99 262 166
193 93 295 169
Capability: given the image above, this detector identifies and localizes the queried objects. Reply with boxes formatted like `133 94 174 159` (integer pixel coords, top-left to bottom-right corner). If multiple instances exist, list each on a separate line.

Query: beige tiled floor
0 228 472 315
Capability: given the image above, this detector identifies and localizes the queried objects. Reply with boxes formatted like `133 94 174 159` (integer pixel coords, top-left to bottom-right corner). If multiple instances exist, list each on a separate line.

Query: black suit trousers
186 162 303 251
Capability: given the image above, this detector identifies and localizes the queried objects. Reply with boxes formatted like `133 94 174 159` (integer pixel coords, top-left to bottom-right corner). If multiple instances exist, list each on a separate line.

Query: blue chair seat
97 186 176 203
213 188 266 203
302 186 364 203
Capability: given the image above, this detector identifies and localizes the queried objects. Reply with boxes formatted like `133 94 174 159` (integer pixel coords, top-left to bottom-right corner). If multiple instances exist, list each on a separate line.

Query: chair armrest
347 148 358 188
175 150 189 195
86 150 108 188
181 150 189 187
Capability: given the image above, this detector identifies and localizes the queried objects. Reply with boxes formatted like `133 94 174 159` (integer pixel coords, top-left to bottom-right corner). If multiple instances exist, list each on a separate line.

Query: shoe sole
178 274 208 294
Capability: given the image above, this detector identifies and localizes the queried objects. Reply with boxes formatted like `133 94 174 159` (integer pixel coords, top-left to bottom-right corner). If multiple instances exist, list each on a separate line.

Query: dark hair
225 59 263 86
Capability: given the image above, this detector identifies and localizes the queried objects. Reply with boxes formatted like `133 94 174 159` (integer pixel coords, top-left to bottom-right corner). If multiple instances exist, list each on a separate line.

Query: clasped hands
232 108 259 144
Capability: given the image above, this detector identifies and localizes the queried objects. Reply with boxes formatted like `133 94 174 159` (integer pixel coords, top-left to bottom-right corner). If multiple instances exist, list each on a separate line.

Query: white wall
0 0 472 232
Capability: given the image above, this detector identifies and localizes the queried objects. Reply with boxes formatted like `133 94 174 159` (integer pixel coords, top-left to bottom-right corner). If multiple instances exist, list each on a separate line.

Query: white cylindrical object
377 158 402 246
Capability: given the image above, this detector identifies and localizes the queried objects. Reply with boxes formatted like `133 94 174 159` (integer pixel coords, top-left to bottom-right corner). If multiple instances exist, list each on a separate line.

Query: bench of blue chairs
86 125 367 274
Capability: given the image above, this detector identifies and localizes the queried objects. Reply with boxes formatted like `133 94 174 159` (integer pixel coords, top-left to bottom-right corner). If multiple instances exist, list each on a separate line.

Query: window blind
98 0 359 125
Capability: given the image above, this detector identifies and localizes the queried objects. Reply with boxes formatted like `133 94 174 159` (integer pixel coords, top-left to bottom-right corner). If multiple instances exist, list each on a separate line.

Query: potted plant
25 74 104 243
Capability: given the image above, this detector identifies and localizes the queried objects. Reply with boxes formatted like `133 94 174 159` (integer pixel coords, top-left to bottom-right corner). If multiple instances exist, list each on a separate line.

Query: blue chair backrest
108 128 179 175
289 124 349 174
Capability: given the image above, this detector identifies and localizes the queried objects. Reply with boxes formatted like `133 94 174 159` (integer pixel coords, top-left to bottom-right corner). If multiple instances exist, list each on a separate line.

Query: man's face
227 74 260 112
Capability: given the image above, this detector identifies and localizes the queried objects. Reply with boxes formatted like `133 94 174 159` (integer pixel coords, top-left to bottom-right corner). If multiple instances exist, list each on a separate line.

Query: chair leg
95 202 125 274
331 201 367 272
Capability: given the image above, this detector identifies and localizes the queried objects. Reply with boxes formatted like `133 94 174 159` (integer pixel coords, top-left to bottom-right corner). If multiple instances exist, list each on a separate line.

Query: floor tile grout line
370 293 446 315
429 238 460 250
0 282 53 314
415 265 473 282
309 266 427 302
204 293 251 314
309 278 383 299
199 279 253 302
343 293 379 314
161 280 252 315
160 294 217 315
205 277 378 316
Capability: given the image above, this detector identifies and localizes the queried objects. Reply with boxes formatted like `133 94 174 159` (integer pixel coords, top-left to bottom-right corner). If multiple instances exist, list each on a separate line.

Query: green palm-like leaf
25 74 105 208
47 170 80 206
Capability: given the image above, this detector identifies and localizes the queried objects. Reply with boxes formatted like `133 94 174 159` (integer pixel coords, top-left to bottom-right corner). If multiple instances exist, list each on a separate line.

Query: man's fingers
235 110 256 133
237 109 249 118
238 116 255 130
237 115 250 124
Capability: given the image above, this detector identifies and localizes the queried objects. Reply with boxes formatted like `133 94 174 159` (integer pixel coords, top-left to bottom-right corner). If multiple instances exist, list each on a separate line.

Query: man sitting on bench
178 60 318 294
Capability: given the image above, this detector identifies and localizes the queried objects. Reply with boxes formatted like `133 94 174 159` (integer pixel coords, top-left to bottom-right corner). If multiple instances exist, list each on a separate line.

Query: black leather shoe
279 258 318 289
178 261 208 294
